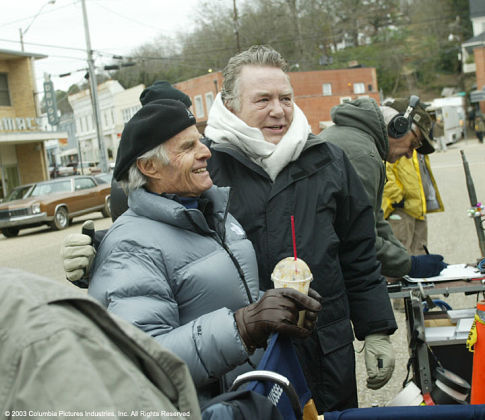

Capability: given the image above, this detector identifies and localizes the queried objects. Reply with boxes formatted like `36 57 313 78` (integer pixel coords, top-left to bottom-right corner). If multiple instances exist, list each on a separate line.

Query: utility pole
81 0 108 173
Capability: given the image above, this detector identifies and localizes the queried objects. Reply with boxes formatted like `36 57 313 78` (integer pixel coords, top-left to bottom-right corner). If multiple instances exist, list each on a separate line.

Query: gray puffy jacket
89 186 260 394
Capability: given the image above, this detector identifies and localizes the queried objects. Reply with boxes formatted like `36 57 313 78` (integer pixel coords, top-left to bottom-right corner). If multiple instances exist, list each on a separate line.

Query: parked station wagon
0 175 111 238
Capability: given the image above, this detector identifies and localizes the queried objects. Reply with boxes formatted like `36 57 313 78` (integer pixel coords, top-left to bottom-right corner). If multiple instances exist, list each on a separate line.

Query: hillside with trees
81 0 473 100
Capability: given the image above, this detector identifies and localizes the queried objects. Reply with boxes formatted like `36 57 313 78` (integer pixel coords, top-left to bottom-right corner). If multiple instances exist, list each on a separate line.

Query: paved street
0 211 112 282
0 136 484 409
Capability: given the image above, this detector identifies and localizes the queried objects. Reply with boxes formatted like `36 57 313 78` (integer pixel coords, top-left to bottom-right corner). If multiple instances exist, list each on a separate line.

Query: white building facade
68 81 144 166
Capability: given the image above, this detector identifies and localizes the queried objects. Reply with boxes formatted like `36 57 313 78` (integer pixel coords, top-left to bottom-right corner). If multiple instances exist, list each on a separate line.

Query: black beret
113 99 196 181
139 80 192 107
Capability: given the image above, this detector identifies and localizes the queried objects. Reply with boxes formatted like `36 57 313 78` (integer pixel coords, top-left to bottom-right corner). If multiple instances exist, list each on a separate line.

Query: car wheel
102 196 111 218
2 228 19 238
51 207 69 230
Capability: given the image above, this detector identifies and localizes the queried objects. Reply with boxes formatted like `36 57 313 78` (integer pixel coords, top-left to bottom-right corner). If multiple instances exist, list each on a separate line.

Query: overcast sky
0 0 202 91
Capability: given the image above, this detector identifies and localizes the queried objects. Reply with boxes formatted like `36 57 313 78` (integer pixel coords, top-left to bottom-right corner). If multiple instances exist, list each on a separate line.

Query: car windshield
30 180 72 197
6 185 33 201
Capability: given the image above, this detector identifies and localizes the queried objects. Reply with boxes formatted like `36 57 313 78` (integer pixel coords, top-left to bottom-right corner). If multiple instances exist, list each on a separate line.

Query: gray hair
118 143 170 194
380 106 399 125
380 106 419 137
221 45 289 112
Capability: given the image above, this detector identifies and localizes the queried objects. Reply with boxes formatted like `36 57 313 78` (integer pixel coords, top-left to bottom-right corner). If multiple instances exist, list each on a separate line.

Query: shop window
205 92 214 112
194 95 205 118
4 166 19 197
353 83 365 94
0 73 11 106
122 108 131 123
104 110 110 127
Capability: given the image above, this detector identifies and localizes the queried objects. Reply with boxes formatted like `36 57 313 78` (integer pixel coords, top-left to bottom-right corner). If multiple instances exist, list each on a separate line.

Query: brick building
0 49 67 199
175 67 379 133
474 46 485 113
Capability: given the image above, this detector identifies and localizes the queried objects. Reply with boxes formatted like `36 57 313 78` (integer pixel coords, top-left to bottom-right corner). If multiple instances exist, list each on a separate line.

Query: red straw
291 215 297 261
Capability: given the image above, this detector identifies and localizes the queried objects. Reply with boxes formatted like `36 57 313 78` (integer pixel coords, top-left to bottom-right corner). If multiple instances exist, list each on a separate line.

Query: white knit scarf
205 93 311 181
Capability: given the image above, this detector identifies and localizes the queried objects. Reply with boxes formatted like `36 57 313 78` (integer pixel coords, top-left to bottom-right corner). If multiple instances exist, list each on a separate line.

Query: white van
429 97 465 144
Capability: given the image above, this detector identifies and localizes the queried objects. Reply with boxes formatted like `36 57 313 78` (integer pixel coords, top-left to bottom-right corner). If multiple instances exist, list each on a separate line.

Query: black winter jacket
204 135 397 412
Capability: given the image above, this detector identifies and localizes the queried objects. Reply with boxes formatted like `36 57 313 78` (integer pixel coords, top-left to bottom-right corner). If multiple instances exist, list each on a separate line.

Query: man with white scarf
203 45 397 412
61 45 397 412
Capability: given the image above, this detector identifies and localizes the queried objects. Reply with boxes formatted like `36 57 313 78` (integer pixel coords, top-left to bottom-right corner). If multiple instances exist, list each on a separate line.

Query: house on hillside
463 0 485 112
462 0 485 74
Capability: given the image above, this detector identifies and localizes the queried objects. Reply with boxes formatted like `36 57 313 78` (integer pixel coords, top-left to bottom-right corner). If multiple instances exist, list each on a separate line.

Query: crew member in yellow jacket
382 150 444 255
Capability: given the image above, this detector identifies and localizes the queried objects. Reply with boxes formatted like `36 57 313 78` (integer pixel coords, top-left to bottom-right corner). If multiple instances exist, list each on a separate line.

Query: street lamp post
19 0 56 52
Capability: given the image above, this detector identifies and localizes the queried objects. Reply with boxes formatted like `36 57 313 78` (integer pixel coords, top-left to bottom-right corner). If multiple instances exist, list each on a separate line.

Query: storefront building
0 49 67 199
68 80 144 167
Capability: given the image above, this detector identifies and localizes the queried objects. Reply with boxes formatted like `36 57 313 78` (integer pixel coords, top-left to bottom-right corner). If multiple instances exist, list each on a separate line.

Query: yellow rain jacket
382 151 444 220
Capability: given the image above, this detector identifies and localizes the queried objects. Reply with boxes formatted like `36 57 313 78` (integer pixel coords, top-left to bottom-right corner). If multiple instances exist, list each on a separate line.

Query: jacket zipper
218 192 254 304
186 198 254 305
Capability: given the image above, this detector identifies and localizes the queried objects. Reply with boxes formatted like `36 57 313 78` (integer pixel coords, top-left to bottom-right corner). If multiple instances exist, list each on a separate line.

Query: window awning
0 131 68 145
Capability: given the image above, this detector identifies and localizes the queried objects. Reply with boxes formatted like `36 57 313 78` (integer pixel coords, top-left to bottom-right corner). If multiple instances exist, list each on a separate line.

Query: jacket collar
209 133 325 182
209 135 332 200
127 186 230 235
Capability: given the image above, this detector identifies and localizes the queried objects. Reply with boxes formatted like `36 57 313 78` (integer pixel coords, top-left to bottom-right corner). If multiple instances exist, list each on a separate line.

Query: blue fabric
246 333 312 420
324 404 485 420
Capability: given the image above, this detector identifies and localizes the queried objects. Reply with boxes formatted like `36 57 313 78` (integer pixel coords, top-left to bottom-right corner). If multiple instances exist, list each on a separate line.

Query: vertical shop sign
44 80 59 126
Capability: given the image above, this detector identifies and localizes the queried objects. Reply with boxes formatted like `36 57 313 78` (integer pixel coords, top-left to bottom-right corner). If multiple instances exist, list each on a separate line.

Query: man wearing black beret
113 99 196 181
62 82 195 284
110 81 193 220
84 98 322 401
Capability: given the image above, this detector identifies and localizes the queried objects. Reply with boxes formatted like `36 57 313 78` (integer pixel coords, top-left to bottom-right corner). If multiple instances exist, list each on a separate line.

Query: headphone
387 95 420 139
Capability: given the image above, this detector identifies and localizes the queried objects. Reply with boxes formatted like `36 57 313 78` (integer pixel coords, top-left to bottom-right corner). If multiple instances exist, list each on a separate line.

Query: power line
90 1 164 32
0 0 78 28
0 37 86 52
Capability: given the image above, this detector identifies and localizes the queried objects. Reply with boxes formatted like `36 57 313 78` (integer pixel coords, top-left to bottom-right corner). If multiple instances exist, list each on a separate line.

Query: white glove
364 333 395 390
61 221 95 282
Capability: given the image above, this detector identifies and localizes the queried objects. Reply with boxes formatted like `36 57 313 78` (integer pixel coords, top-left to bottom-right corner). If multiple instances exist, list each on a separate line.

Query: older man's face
230 65 294 144
157 125 213 197
387 126 423 163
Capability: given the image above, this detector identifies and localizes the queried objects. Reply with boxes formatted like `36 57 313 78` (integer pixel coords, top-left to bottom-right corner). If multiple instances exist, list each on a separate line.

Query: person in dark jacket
320 97 447 280
88 99 322 404
62 47 397 412
201 45 397 412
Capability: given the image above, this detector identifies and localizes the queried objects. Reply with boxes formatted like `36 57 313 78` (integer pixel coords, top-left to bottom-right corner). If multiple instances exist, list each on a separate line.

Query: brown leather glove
235 287 322 352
